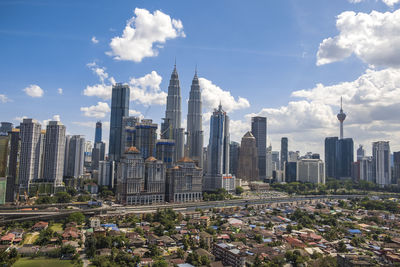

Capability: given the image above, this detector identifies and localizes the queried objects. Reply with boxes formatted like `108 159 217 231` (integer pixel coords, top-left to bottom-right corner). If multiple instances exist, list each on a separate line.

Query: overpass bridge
0 194 362 224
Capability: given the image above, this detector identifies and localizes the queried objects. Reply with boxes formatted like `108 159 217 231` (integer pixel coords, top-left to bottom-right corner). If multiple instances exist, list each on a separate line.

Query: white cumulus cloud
80 102 111 118
129 71 167 106
58 88 63 95
107 8 185 62
91 36 99 44
249 68 400 154
23 84 44 98
0 94 10 103
348 0 400 7
198 77 250 113
317 9 400 67
42 115 61 126
83 62 114 100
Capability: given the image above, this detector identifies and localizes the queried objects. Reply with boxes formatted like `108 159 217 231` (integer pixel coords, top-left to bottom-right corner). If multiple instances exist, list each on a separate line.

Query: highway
0 194 362 224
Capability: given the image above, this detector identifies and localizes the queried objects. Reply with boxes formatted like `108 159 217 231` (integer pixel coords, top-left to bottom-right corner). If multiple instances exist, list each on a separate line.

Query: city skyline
1 0 400 156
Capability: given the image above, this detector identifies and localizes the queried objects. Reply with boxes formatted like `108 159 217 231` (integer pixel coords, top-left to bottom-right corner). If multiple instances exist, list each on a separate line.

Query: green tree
235 186 244 195
55 191 72 203
67 212 85 225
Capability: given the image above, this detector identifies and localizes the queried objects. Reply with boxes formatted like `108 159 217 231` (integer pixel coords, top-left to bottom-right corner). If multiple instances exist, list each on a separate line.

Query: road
0 194 362 224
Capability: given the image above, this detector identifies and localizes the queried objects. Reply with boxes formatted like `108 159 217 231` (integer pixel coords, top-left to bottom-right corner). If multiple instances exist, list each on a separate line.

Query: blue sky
1 0 400 155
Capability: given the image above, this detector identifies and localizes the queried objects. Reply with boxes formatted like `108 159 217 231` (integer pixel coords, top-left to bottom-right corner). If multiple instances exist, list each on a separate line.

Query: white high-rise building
18 119 42 189
372 141 391 187
43 121 66 186
360 156 373 182
296 159 325 184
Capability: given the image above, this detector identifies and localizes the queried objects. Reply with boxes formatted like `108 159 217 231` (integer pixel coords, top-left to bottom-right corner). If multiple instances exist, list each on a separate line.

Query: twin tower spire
161 63 203 167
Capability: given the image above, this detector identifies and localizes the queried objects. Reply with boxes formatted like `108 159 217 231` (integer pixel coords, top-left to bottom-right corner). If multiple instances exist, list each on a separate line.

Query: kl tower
337 97 346 139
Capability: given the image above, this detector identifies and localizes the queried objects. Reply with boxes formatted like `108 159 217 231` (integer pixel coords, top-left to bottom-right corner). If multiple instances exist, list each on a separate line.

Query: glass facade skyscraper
280 137 288 171
108 83 130 162
95 121 102 143
251 116 267 179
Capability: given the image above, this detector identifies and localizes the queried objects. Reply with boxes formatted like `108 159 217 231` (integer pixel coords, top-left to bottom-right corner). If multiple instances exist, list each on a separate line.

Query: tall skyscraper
271 151 280 172
134 119 157 159
229 141 240 177
266 145 273 178
95 121 102 143
91 142 105 171
251 116 267 179
357 145 365 161
6 129 20 202
336 138 354 179
393 152 400 185
360 156 374 182
43 121 66 186
161 64 184 162
156 139 175 169
280 137 288 170
109 83 130 162
373 141 391 187
337 97 346 139
0 136 9 177
64 135 85 178
187 70 204 167
238 131 259 182
18 119 42 189
204 104 230 191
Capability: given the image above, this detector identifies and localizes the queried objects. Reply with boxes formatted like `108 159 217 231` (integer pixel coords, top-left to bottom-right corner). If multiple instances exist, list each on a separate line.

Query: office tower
337 97 346 139
6 129 20 202
203 104 230 191
64 135 85 178
360 156 374 182
84 141 92 169
98 161 114 187
109 83 130 162
373 141 391 187
63 136 71 177
0 122 12 135
116 146 165 205
187 70 204 167
285 162 297 183
280 137 288 170
116 146 144 204
18 119 42 189
271 151 280 171
135 119 157 159
296 159 325 184
161 64 185 162
336 138 354 179
156 139 175 169
393 152 400 185
357 145 365 161
43 121 66 186
121 116 139 155
325 137 338 178
166 157 202 202
352 161 360 181
95 121 102 143
251 116 267 179
237 131 259 182
0 136 9 177
229 141 240 177
266 145 273 178
144 157 165 203
91 142 106 171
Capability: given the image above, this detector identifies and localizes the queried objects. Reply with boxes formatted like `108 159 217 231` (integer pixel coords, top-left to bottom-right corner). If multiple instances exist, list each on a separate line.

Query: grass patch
23 232 39 245
50 223 63 232
13 257 74 267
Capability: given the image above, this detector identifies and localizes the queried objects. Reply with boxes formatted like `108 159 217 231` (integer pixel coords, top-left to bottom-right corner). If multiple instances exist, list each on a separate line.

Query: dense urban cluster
0 65 400 267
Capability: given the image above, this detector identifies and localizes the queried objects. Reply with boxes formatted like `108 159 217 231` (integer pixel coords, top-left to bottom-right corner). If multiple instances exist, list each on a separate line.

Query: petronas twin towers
161 64 203 167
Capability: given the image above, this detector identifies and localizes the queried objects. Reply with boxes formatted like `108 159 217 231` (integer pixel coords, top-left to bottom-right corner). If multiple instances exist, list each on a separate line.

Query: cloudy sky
1 0 400 156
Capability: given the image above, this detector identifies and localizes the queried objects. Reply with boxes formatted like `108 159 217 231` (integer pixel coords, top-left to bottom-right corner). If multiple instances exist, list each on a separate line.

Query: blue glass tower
108 83 130 162
95 121 102 143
